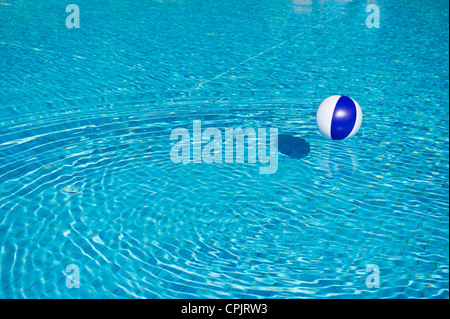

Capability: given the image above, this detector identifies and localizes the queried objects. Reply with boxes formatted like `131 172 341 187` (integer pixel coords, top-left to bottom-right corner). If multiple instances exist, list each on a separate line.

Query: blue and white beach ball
316 95 363 140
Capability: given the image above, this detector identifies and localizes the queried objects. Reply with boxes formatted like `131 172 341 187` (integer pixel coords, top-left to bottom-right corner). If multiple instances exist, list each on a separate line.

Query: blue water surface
0 0 448 299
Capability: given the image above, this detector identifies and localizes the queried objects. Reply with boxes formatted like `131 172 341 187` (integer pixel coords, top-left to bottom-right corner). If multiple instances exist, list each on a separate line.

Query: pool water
0 0 448 299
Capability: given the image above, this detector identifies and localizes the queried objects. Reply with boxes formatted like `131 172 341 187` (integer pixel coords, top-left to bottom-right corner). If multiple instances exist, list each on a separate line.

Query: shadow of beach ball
276 134 310 159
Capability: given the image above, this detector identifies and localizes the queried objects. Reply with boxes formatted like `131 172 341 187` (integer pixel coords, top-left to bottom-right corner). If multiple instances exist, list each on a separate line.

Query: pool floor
0 0 448 299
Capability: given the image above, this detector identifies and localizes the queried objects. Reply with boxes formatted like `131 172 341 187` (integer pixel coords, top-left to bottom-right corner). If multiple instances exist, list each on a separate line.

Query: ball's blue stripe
330 96 357 140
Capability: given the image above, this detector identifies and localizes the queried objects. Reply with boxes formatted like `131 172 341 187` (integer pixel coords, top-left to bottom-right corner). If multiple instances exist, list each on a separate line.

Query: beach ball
316 95 362 140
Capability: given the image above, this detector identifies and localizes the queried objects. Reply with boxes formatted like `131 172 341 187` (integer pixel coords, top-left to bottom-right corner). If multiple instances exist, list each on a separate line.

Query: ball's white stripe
316 95 341 139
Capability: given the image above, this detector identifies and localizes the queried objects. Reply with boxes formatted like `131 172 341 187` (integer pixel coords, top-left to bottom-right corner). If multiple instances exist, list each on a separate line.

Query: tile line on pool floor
189 1 360 93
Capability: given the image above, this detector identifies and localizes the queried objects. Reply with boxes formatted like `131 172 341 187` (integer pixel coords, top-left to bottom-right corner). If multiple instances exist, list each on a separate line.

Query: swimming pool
0 0 448 299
